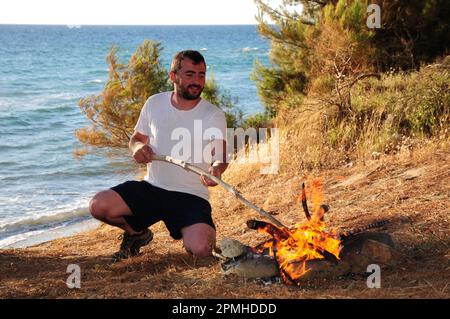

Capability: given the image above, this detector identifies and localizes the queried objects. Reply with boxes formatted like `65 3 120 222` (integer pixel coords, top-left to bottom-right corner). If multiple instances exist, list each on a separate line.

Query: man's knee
185 242 213 258
182 223 216 258
89 192 108 220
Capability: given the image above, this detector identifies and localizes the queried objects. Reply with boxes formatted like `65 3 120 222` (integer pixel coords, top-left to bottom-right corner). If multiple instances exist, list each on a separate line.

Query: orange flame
257 178 342 283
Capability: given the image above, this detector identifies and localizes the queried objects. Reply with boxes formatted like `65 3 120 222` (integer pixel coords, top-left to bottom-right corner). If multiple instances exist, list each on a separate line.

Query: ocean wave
0 218 100 249
0 168 111 182
0 161 135 182
88 79 103 83
0 229 47 248
2 93 80 111
0 160 17 165
242 47 259 52
1 90 42 98
0 116 31 127
0 206 90 235
199 48 208 51
0 142 35 151
0 107 77 131
32 105 74 114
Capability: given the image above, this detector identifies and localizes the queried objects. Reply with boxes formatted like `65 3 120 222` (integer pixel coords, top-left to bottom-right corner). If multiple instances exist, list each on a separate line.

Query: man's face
171 58 206 100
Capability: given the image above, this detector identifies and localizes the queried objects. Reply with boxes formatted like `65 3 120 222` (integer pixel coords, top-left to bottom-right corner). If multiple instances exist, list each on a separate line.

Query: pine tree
253 0 375 116
76 40 170 148
372 0 450 70
253 0 449 115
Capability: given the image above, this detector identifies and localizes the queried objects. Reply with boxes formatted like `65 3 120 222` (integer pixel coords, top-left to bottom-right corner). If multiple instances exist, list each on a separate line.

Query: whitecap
0 205 90 234
0 218 100 249
242 47 259 52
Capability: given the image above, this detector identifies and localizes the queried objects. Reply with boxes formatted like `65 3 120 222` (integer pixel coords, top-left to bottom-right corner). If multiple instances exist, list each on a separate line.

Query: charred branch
320 204 329 213
247 220 291 241
301 183 329 221
301 183 311 220
252 238 273 255
315 248 339 264
340 220 390 240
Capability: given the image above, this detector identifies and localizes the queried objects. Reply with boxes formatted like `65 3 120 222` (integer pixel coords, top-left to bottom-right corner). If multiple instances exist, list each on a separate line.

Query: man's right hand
132 143 154 164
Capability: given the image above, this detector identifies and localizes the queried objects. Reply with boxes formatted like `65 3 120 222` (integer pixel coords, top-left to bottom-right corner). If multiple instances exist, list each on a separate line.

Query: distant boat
67 25 81 29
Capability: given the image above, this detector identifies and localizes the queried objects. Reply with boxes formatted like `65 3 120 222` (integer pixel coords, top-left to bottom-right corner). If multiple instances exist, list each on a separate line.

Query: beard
177 83 204 100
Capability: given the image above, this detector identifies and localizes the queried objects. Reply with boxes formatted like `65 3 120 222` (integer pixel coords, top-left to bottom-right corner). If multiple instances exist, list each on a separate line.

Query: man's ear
169 71 176 83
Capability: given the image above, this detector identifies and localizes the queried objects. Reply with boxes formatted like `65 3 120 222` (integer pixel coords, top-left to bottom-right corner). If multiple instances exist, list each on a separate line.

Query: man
89 50 228 262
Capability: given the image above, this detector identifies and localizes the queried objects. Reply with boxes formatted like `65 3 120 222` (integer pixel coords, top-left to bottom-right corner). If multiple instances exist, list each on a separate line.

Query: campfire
216 180 397 285
150 154 398 284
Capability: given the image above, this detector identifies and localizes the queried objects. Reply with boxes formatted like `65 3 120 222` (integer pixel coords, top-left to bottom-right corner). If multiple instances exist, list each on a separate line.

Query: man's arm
129 131 154 164
201 140 228 187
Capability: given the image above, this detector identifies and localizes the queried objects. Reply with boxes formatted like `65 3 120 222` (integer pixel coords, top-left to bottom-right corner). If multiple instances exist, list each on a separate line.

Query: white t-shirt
134 91 227 201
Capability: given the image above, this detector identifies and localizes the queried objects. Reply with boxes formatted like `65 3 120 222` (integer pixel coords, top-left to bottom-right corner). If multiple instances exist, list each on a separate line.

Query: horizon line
0 23 261 27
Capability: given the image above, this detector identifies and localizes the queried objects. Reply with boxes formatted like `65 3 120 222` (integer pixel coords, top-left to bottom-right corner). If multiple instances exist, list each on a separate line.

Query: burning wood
219 230 397 283
248 218 341 282
246 220 290 241
218 180 398 285
300 182 329 221
247 219 339 264
300 183 312 220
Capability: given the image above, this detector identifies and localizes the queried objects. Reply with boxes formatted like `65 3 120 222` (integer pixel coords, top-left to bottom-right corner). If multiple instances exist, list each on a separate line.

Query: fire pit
215 182 399 285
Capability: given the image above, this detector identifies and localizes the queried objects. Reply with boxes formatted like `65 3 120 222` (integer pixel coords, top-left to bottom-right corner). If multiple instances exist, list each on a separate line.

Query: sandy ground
1 141 449 299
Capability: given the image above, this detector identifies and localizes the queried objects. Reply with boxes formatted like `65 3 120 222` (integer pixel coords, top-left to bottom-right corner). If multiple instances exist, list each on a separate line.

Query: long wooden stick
151 154 287 228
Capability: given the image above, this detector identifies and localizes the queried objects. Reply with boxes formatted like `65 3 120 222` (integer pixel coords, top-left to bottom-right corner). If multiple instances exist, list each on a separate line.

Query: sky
0 0 265 25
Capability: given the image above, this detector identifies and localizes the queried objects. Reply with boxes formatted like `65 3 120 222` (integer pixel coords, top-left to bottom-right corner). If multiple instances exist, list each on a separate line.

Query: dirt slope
1 142 448 299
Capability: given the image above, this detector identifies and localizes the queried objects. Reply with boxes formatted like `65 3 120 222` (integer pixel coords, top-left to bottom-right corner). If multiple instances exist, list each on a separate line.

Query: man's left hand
200 165 221 187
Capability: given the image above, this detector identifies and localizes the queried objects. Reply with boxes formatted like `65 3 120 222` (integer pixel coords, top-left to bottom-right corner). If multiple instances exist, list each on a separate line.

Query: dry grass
0 133 449 299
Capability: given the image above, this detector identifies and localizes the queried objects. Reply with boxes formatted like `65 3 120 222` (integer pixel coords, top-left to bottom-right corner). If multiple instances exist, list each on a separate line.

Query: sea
0 24 269 248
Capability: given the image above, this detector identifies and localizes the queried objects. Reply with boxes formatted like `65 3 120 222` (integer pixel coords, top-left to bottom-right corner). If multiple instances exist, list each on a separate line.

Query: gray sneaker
112 228 153 263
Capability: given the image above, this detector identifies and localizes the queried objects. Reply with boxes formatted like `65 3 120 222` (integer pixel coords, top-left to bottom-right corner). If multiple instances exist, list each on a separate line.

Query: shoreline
3 218 100 249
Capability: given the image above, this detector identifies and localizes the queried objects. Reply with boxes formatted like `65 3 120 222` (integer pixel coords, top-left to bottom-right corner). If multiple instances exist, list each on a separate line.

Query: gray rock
220 238 250 258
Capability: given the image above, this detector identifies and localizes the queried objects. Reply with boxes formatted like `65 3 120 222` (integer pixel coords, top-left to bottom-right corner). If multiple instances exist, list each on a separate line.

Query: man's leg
181 223 216 258
90 189 154 262
89 190 140 235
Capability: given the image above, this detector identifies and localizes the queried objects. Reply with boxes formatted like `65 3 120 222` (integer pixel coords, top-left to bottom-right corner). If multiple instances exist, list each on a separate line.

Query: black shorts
110 181 214 240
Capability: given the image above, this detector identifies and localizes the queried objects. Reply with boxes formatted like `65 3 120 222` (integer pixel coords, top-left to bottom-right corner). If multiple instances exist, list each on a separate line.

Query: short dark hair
170 50 206 73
